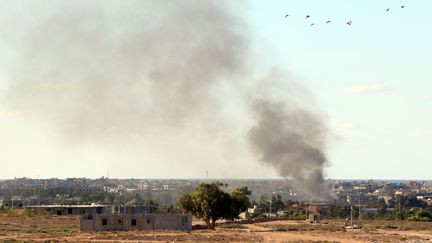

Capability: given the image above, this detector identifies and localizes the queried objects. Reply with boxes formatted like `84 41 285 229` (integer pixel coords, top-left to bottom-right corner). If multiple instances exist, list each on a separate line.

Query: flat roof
26 205 109 208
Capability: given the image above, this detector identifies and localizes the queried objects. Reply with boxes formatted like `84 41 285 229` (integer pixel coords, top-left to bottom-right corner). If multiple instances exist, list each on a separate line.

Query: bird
306 15 310 18
401 5 405 8
386 8 390 11
285 14 289 18
326 20 331 24
346 20 352 25
310 23 315 26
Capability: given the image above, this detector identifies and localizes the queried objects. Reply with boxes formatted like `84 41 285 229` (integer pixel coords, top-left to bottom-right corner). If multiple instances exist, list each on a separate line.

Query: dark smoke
5 0 332 194
248 99 331 200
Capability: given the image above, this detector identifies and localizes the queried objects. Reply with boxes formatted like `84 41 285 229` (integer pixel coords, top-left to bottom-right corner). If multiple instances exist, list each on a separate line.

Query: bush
287 208 306 220
406 208 432 222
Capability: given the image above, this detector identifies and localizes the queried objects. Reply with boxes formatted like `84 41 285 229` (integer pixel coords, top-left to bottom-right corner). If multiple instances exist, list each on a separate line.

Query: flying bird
326 21 331 24
346 20 352 25
386 8 390 11
285 14 289 18
306 15 310 18
310 23 315 26
401 5 405 8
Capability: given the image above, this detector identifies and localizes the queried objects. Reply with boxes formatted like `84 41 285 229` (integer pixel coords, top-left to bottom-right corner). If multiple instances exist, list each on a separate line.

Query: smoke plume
248 98 330 200
6 0 248 139
4 0 331 195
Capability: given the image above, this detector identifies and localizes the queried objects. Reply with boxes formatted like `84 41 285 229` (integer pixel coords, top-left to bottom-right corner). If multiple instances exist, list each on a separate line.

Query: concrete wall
81 213 192 231
142 215 154 230
154 214 191 231
80 214 95 231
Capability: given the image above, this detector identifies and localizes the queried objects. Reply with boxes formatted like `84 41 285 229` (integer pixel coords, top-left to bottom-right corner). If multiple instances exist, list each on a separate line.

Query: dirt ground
0 215 431 242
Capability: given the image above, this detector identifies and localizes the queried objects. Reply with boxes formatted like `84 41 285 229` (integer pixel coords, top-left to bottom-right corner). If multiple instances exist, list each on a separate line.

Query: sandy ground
0 215 432 242
250 220 432 243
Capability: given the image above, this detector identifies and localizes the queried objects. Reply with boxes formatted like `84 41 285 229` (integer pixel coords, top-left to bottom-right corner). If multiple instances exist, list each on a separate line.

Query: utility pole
358 192 361 221
269 188 275 219
11 189 14 209
11 178 16 209
123 190 126 215
398 194 402 219
37 174 40 206
269 199 272 219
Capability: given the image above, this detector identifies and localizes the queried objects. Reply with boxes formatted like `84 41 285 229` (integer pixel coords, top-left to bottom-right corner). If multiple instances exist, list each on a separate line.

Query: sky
0 0 431 180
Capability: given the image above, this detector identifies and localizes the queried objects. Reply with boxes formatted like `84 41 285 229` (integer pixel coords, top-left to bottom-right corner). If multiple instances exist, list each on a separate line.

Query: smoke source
248 99 330 200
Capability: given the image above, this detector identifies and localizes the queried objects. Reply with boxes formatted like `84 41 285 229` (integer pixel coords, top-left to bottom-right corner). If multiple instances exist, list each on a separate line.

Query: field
0 214 431 242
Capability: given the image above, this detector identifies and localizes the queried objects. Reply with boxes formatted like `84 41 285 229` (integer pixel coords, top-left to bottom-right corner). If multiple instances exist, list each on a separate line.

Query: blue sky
0 0 431 179
245 0 432 179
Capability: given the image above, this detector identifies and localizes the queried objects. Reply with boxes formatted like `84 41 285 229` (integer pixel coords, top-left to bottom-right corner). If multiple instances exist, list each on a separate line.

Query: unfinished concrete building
80 213 192 231
26 205 111 216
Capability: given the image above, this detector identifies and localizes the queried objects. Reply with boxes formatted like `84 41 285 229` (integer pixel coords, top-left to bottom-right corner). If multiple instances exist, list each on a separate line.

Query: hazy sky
1 0 431 179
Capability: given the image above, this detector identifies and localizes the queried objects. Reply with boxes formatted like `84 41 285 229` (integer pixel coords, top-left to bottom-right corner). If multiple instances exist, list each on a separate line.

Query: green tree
126 198 142 206
226 186 251 220
157 204 175 214
176 182 251 229
376 198 388 217
406 208 432 221
142 199 158 213
254 195 270 212
287 208 306 220
176 193 193 213
271 194 285 212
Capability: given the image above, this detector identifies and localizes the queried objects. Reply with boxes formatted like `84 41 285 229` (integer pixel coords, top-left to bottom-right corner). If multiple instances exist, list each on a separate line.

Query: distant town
1 178 431 220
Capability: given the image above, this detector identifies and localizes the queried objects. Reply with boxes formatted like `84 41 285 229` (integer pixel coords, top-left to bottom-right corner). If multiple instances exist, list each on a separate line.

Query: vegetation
260 222 344 232
405 208 432 222
0 225 79 233
218 223 247 229
176 182 251 229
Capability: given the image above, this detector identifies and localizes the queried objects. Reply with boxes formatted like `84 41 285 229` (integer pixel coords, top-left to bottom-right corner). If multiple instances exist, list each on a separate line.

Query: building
0 199 24 208
239 205 263 219
247 205 262 214
306 203 330 223
26 205 111 216
307 204 330 216
308 212 320 223
80 213 192 231
112 205 151 214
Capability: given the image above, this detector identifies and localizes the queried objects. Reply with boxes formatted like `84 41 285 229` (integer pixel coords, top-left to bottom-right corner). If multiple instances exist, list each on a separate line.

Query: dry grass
0 215 432 242
260 222 345 232
0 215 262 242
217 223 247 229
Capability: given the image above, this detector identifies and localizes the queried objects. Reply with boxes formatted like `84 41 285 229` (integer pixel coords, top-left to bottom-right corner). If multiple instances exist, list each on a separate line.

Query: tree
271 194 285 213
176 182 251 229
228 186 251 220
142 199 158 213
376 198 388 217
156 204 175 214
126 198 141 206
177 193 193 213
406 208 432 222
254 195 270 212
